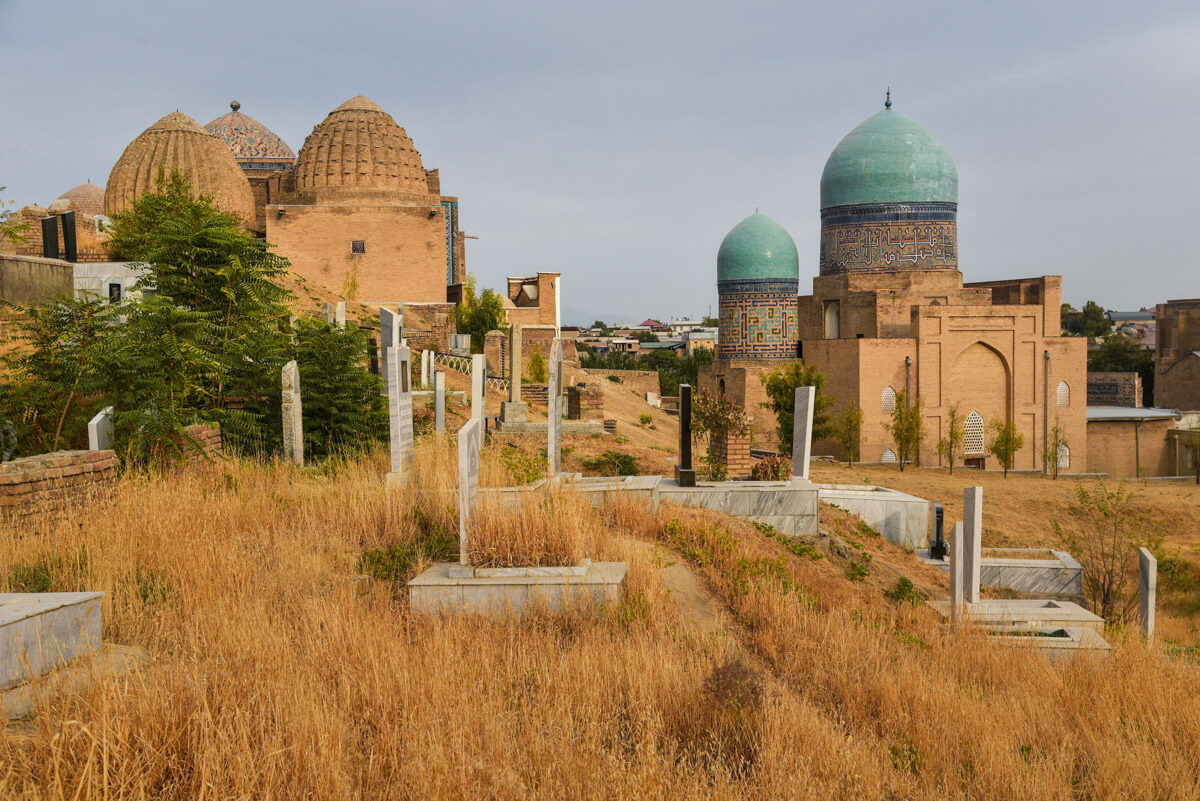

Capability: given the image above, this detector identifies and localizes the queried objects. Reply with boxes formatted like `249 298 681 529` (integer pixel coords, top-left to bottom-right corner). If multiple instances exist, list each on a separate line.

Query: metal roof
1086 407 1180 422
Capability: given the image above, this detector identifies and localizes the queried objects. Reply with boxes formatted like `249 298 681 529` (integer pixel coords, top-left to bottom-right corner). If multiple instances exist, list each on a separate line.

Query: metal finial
230 100 241 112
885 88 892 110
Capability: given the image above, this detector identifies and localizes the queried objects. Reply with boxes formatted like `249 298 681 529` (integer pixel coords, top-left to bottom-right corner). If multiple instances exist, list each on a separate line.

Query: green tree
936 403 965 474
1063 300 1111 338
987 419 1024 477
701 316 719 327
760 363 833 454
455 274 507 352
692 391 750 480
1088 332 1155 406
633 330 659 343
883 392 924 471
1047 419 1069 480
832 401 863 467
526 351 548 383
0 186 29 246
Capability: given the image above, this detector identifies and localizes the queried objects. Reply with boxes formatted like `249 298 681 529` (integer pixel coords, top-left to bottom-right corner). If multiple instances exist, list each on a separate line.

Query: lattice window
881 449 897 463
965 411 985 454
881 386 896 414
1056 444 1070 469
351 240 365 254
1056 381 1070 406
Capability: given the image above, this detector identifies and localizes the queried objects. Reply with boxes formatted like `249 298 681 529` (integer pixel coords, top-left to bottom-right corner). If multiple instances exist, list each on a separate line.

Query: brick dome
204 101 296 169
104 111 256 225
293 95 431 202
56 181 106 217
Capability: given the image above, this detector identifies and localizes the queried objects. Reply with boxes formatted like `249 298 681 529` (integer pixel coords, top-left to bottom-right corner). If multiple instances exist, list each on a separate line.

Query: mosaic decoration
442 199 459 285
717 278 798 359
1086 374 1139 407
819 201 957 275
205 108 295 166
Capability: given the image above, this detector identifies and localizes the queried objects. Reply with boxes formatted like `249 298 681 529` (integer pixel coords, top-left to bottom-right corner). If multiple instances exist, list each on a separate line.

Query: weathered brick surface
710 431 753 479
521 384 549 404
0 449 118 517
179 423 223 461
567 383 604 421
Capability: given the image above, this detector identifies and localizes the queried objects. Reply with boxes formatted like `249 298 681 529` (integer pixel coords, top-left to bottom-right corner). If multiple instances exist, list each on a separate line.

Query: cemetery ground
5 437 1200 798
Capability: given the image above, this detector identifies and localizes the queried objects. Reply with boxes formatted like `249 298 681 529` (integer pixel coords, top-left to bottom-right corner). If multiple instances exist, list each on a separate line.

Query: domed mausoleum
818 95 958 275
206 102 296 231
716 213 799 359
55 181 106 217
104 112 256 225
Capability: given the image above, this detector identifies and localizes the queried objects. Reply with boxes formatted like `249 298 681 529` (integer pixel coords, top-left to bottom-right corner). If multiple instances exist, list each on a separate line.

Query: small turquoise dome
717 213 799 283
820 106 958 208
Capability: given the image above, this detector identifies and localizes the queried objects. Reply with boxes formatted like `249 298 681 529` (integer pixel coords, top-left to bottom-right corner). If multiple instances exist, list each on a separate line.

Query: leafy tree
454 274 506 352
1046 419 1069 480
760 363 832 454
701 316 719 327
987 419 1024 477
633 330 659 343
1088 332 1155 406
525 351 548 383
692 391 750 479
936 403 965 474
883 392 924 471
1063 300 1111 338
0 186 29 246
832 401 863 467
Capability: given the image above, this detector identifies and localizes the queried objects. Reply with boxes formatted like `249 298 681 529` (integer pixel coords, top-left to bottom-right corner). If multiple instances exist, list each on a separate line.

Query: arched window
718 378 726 395
965 411 985 454
881 386 896 413
881 449 897 463
1056 444 1070 469
1056 381 1070 406
824 300 841 339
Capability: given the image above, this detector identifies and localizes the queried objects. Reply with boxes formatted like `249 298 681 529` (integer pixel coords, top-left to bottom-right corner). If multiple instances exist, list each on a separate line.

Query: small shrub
638 414 652 426
884 577 927 605
582 450 639 476
750 455 792 481
525 351 548 384
499 444 547 484
845 555 872 582
856 521 880 539
606 375 622 383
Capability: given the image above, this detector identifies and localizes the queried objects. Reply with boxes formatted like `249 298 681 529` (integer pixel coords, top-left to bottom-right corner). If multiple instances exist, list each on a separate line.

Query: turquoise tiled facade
716 214 800 359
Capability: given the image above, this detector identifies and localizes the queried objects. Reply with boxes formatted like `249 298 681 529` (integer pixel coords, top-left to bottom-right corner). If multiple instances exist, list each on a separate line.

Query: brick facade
566 383 604 420
521 384 549 404
179 423 223 461
709 431 753 479
0 450 118 517
1155 299 1200 410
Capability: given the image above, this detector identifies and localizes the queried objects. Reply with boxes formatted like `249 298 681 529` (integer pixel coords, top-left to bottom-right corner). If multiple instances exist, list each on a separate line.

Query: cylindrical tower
819 96 958 275
716 213 800 359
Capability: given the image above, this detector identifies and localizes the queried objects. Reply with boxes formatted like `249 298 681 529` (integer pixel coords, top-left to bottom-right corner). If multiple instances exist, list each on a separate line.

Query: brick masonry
521 384 549 404
180 423 223 461
566 383 604 421
710 431 753 479
0 449 118 517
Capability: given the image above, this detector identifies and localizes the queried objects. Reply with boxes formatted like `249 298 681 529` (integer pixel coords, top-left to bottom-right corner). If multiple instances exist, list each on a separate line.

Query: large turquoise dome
820 107 957 209
717 213 799 283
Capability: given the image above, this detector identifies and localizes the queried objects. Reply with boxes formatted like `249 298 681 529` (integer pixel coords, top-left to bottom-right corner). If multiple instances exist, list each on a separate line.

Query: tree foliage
578 347 712 396
936 403 965 474
692 391 751 479
883 392 924 471
832 401 863 467
1088 332 1155 406
1047 419 1069 480
1062 300 1112 338
455 274 507 352
987 419 1025 478
0 186 28 246
759 363 832 454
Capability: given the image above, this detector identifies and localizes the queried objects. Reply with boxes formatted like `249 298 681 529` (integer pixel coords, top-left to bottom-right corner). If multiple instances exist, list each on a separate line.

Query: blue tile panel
717 279 799 359
820 201 957 275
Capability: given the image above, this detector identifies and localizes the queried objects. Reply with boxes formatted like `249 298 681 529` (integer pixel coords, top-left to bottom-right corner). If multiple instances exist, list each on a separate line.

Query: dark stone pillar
675 384 696 487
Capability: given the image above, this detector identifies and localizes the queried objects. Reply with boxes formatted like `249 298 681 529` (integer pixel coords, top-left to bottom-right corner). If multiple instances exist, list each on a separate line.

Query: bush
499 444 547 484
526 351 548 384
606 374 622 383
639 414 653 426
582 451 639 476
884 577 927 605
751 455 792 481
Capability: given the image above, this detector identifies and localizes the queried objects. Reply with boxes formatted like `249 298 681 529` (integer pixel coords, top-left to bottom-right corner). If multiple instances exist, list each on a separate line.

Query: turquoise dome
820 107 958 208
717 214 799 283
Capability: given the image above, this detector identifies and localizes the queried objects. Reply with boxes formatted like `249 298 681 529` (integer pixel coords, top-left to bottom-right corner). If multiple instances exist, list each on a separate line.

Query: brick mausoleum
701 95 1088 473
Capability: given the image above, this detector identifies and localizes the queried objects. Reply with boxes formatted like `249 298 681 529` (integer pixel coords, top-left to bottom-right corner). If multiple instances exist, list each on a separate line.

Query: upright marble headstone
87 406 114 451
420 350 431 387
387 345 414 479
334 301 346 328
470 354 486 420
281 360 304 466
380 306 401 388
548 338 564 477
963 486 983 604
457 416 482 566
792 386 815 481
434 371 446 433
949 521 965 623
322 302 335 324
674 384 696 487
509 324 523 403
1139 546 1157 639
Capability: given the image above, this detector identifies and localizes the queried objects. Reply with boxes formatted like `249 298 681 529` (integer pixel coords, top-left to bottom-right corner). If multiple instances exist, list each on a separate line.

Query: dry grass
2 439 1199 799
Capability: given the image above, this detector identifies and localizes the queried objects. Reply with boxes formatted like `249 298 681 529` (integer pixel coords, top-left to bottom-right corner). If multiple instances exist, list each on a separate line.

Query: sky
2 0 1198 325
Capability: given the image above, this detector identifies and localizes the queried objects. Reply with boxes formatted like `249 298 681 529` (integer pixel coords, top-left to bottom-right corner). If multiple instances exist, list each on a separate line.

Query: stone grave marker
434 371 446 433
963 486 983 604
334 301 346 328
470 354 486 420
949 521 965 622
281 360 303 466
420 350 431 387
388 345 414 479
792 386 815 481
674 384 696 487
457 416 482 565
548 338 563 476
509 324 523 403
1139 546 1157 639
87 406 114 451
322 302 335 324
380 306 401 389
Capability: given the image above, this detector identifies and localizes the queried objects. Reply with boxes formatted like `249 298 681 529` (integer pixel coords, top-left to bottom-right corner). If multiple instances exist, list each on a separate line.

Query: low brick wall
710 432 752 479
521 384 549 404
0 449 118 517
567 383 604 421
583 369 659 398
181 423 223 461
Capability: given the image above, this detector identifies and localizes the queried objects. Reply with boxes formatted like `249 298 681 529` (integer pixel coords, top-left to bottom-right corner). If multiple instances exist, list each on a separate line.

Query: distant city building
1154 299 1200 411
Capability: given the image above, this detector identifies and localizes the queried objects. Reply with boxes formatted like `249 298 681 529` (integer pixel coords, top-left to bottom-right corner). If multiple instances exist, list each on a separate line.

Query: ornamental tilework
819 201 958 275
717 286 798 359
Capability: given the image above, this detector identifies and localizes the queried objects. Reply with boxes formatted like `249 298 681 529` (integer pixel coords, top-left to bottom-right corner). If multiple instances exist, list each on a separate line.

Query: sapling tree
936 403 965 474
1047 420 1069 480
760 363 832 454
883 392 924 471
693 391 750 481
832 401 863 467
988 420 1024 478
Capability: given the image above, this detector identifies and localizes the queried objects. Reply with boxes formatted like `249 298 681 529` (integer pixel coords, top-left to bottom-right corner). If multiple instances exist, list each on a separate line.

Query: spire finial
230 100 241 112
885 88 892 110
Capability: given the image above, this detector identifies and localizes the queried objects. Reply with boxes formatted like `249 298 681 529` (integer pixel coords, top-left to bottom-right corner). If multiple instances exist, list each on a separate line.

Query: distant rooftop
1087 407 1180 422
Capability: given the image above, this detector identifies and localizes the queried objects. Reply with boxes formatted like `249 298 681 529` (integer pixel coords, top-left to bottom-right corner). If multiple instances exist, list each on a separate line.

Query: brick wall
710 431 753 479
566 383 604 420
582 369 659 399
180 424 223 461
521 384 549 404
484 330 507 378
0 449 118 517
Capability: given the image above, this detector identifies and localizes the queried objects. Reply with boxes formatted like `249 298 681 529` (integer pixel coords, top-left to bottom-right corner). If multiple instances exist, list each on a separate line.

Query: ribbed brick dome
105 111 256 224
56 181 106 217
294 95 430 202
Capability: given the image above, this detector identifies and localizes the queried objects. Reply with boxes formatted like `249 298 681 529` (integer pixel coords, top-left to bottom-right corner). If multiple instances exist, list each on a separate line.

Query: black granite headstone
674 383 696 487
41 216 59 260
930 500 946 559
60 211 77 262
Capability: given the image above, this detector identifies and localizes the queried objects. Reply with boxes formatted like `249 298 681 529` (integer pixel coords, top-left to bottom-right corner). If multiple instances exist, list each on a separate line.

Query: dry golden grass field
3 435 1200 799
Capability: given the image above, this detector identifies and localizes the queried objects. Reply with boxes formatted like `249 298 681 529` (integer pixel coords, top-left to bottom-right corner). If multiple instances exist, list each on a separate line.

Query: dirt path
623 538 726 636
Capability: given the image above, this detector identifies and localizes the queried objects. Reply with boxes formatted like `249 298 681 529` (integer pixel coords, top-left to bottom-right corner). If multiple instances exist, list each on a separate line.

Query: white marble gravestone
420 350 431 387
281 360 303 466
792 386 815 481
434 371 446 433
963 487 983 604
548 338 564 477
387 346 414 481
334 301 346 328
509 324 523 403
1139 546 1157 639
87 406 114 451
457 416 482 566
470 354 486 420
949 521 965 623
380 306 401 388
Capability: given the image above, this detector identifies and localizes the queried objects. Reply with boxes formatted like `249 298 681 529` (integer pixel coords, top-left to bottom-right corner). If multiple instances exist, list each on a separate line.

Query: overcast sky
2 0 1197 324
